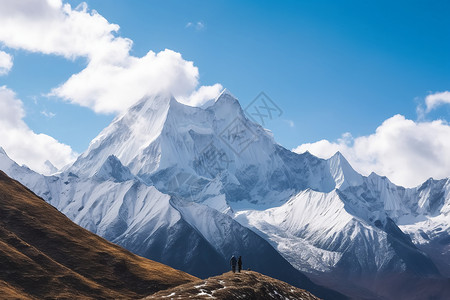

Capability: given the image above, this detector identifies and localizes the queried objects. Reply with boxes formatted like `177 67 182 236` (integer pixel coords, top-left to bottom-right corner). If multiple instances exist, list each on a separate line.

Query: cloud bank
0 0 221 113
0 86 77 174
294 115 450 188
51 49 219 112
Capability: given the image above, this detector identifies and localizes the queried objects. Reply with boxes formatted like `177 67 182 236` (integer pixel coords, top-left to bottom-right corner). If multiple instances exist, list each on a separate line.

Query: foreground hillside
0 171 196 299
144 271 320 300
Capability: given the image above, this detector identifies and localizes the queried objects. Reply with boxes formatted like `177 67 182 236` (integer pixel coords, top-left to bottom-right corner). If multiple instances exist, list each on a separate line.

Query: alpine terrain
0 170 196 299
1 90 449 299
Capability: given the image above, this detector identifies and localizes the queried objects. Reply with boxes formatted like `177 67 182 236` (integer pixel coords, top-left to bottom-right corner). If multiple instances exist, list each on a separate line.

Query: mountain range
0 170 195 299
1 89 449 299
0 170 328 299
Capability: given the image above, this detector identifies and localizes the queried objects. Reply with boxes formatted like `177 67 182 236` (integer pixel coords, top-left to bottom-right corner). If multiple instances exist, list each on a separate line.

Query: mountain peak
210 88 243 120
216 88 236 100
70 92 177 177
0 146 18 174
94 155 134 182
128 93 176 115
44 160 58 175
327 151 363 189
214 88 239 105
331 151 344 159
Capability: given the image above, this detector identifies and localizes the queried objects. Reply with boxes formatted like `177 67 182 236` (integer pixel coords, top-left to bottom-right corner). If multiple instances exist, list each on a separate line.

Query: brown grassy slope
144 271 321 300
0 280 31 299
0 171 197 299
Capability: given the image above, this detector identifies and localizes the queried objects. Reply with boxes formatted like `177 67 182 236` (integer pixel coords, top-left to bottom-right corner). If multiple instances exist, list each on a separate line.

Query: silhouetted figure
230 255 237 273
238 256 242 273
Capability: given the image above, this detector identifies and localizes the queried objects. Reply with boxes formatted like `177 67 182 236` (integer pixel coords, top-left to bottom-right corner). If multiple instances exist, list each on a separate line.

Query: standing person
238 256 242 273
230 255 237 273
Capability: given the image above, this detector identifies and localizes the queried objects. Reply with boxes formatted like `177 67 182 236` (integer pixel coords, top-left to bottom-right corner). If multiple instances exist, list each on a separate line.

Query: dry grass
144 271 321 300
0 171 197 299
0 279 31 299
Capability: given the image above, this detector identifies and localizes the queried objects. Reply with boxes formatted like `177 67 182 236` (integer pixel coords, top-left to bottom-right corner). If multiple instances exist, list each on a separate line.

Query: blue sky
0 0 449 186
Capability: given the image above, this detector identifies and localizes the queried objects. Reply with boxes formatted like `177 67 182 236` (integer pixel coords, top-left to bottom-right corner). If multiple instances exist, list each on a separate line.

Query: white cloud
178 83 223 107
0 51 13 75
0 0 131 63
0 1 220 113
425 91 450 112
294 139 341 159
186 21 205 31
293 115 450 188
41 110 56 118
51 49 212 113
0 86 77 174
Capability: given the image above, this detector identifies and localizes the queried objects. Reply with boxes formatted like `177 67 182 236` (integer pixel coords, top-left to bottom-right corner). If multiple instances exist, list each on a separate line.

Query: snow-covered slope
0 147 342 298
327 152 364 190
235 188 439 276
68 91 344 209
0 147 53 197
340 173 450 251
1 90 448 299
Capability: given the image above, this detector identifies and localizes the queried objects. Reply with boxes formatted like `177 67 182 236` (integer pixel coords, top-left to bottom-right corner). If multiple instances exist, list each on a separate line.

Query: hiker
238 256 242 273
230 255 237 273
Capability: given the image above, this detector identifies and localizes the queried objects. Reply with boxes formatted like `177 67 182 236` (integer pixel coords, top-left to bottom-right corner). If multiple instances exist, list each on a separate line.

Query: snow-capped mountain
1 90 449 299
0 147 52 196
0 142 342 299
68 90 348 209
235 153 449 298
235 188 438 275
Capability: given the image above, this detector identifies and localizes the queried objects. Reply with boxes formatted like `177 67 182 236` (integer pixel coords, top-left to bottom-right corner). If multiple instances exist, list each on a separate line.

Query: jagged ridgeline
1 90 449 299
0 170 196 299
